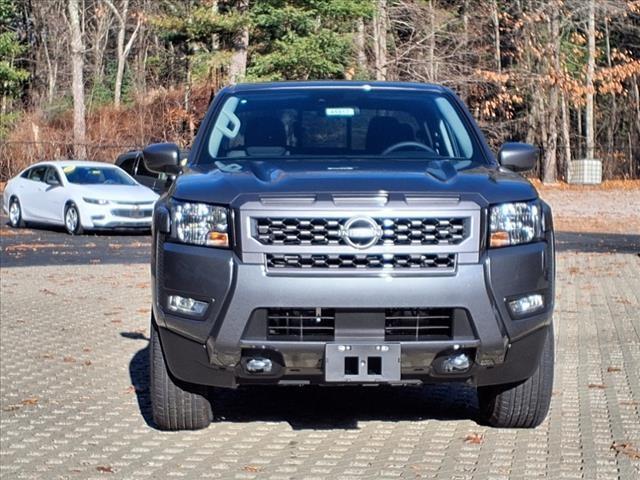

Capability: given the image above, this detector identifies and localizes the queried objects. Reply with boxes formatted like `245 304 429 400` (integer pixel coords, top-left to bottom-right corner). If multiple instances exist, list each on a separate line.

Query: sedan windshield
63 166 137 186
200 88 487 168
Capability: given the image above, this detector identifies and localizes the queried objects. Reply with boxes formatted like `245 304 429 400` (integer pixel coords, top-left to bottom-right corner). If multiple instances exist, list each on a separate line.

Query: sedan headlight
489 201 543 247
83 197 110 205
171 201 229 248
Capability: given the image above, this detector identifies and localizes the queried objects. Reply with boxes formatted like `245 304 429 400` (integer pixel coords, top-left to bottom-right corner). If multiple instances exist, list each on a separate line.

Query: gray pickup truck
143 81 555 431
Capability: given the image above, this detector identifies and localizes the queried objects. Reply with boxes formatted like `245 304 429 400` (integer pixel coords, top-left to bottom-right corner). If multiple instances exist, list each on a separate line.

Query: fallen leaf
84 360 92 366
611 441 640 460
21 397 38 405
63 356 76 363
607 367 621 372
40 288 56 295
588 383 606 389
242 465 262 473
82 347 92 352
110 319 122 324
620 400 639 406
464 433 484 444
96 465 114 473
2 405 20 412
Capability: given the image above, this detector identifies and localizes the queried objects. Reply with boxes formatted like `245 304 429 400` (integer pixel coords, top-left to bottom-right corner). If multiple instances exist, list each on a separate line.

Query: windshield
63 166 137 186
200 89 486 168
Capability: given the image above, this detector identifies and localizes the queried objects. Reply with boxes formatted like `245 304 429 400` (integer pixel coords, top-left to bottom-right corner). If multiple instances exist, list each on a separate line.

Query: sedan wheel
64 204 83 235
8 198 25 228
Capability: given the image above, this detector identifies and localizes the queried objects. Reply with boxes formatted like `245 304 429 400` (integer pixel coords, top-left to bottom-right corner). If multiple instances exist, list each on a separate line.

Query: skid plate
325 343 401 382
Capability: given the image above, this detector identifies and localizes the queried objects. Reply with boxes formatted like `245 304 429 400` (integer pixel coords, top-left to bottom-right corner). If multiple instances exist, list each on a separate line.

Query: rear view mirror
143 143 182 175
497 142 539 172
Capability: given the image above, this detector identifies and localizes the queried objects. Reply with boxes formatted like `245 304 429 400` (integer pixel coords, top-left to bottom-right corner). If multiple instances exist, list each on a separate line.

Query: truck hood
171 159 538 206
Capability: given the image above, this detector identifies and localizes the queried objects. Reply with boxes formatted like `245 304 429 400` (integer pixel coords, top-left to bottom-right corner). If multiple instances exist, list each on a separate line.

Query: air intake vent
384 308 454 341
267 308 335 341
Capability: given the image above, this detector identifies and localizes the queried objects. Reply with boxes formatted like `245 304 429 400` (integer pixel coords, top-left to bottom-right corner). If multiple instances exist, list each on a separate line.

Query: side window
118 157 136 175
28 166 47 182
21 168 32 179
44 167 61 184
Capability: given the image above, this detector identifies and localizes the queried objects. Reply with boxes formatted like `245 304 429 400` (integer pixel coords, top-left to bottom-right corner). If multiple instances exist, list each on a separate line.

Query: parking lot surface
1 249 639 479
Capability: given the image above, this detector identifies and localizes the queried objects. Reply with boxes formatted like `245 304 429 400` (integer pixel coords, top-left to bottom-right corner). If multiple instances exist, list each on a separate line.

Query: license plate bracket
325 343 401 382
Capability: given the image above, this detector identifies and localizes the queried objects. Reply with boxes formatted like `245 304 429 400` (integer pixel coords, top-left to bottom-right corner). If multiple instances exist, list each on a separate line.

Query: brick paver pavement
1 252 639 479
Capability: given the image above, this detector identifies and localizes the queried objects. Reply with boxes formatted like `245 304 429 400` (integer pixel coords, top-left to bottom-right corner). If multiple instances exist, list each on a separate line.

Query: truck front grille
266 253 456 270
255 217 466 246
385 308 454 341
267 308 335 341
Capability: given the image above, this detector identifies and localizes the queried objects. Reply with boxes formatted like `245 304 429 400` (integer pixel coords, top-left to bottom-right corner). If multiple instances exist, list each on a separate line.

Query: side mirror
497 142 539 172
143 143 182 175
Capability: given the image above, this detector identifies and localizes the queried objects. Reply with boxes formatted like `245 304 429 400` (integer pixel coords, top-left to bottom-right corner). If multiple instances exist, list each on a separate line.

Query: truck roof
225 80 448 94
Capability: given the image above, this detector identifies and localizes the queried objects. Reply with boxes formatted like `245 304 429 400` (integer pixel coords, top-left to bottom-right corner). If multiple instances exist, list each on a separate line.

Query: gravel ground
538 187 640 234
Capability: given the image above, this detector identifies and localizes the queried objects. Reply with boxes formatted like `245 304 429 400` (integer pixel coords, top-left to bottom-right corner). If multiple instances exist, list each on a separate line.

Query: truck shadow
127 339 479 431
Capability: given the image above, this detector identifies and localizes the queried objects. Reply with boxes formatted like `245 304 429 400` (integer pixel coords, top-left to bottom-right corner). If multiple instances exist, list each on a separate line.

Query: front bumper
152 233 555 389
79 202 153 229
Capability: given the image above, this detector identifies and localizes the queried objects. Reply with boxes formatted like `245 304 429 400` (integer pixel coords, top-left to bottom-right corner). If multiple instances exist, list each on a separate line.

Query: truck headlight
171 201 229 247
489 201 543 247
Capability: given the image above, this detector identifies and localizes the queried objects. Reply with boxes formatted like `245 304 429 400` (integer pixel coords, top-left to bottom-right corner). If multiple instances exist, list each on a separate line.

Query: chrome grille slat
266 253 456 270
255 217 467 246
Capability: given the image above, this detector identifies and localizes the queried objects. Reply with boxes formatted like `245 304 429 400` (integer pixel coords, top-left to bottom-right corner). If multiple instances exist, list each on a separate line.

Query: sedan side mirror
497 142 539 172
143 143 182 175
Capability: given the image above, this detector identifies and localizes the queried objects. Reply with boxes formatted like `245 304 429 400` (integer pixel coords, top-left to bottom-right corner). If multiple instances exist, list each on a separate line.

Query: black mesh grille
267 308 335 340
111 208 152 218
385 308 454 341
255 217 466 246
267 253 456 270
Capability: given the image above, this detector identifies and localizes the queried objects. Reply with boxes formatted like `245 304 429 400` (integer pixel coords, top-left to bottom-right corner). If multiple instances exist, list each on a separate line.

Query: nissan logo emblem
342 216 382 249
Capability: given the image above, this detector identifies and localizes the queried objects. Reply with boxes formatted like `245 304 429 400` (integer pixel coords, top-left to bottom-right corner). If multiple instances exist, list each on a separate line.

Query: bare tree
543 5 560 184
585 0 596 159
228 0 249 83
67 0 87 159
102 0 142 106
373 0 388 80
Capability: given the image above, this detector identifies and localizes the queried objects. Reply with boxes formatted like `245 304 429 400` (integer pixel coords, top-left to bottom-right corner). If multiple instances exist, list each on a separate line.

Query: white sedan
2 161 159 234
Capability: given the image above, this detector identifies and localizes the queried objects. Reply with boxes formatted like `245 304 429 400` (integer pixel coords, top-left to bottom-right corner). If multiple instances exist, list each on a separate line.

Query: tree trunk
373 0 387 81
543 7 559 184
67 0 87 159
490 0 501 74
355 18 366 75
427 1 436 81
604 17 616 158
103 0 141 107
228 0 249 83
561 91 572 181
585 0 596 159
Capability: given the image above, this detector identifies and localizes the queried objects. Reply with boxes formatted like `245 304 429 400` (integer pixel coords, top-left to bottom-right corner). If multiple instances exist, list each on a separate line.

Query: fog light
508 293 544 317
167 295 208 316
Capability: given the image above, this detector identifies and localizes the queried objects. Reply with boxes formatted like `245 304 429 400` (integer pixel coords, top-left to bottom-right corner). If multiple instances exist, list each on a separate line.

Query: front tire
64 203 83 235
150 322 212 430
8 197 25 228
477 325 554 428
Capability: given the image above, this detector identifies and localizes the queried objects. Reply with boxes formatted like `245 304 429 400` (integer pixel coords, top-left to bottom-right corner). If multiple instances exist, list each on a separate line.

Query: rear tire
8 197 25 228
477 325 554 428
64 203 83 235
150 322 212 430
